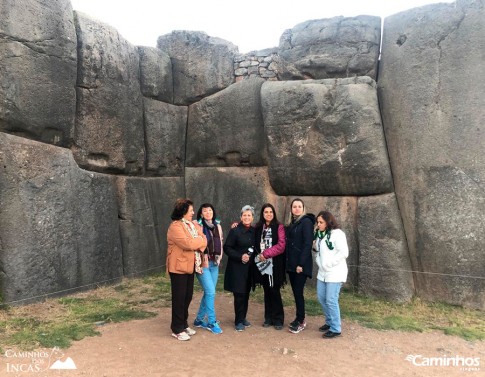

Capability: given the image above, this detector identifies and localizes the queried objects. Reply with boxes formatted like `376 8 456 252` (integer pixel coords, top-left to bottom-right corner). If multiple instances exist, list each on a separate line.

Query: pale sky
70 0 455 53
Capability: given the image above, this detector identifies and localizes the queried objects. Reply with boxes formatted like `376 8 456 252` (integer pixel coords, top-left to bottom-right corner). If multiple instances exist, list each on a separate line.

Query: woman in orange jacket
167 198 207 341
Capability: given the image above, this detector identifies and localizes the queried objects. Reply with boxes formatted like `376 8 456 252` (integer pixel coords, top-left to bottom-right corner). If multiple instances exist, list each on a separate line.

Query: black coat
224 223 256 294
254 223 286 288
285 214 315 278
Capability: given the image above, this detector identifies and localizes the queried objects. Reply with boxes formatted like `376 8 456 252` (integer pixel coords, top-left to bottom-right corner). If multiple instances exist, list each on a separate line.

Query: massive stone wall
0 0 483 309
378 0 485 308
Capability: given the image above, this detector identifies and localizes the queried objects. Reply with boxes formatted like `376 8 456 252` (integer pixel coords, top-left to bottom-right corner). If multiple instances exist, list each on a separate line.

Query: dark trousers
288 272 307 323
170 272 194 334
233 291 250 325
262 283 284 326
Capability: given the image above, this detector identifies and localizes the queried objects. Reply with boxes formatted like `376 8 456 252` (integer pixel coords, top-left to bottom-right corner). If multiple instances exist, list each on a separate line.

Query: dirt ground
1 291 483 377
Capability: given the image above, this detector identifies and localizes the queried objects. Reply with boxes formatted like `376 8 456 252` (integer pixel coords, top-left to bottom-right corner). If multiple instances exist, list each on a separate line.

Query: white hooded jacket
314 228 349 283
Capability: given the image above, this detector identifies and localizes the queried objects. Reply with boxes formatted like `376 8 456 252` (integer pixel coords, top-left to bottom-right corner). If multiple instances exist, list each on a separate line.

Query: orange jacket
166 220 207 274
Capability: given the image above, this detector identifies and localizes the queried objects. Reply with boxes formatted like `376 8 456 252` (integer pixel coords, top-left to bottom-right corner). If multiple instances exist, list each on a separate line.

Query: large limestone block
117 177 184 276
74 12 144 174
185 167 286 237
378 0 485 309
157 31 237 105
144 99 187 176
284 196 359 287
0 133 122 304
186 78 266 167
277 16 381 80
138 46 173 103
262 77 393 196
0 0 77 146
358 194 415 302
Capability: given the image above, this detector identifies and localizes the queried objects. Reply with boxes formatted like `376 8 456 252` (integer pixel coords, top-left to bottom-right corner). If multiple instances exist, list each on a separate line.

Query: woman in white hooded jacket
313 210 349 339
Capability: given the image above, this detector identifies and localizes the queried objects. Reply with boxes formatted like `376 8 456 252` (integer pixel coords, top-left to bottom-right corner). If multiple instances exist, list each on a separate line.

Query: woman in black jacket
224 205 256 331
286 198 315 334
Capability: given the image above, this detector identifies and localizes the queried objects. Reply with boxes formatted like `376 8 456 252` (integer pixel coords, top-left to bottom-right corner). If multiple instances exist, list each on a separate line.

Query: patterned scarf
182 218 202 273
314 229 334 250
200 219 222 260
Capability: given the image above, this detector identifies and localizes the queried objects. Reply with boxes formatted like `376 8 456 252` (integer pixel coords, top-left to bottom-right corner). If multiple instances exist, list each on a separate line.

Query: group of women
166 198 349 341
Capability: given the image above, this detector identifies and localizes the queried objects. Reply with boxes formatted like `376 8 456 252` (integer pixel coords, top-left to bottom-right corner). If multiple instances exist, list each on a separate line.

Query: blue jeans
195 260 219 324
317 280 343 333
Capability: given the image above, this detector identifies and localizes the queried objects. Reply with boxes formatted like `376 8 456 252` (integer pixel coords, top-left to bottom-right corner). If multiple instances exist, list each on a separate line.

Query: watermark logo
5 347 77 373
405 354 480 372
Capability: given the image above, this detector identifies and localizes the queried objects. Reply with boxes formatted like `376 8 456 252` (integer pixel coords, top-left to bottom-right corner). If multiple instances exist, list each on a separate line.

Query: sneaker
289 319 299 328
289 321 306 334
193 319 208 329
274 323 283 330
262 320 272 328
323 331 341 338
207 322 223 334
242 319 251 327
235 323 245 332
184 327 196 336
319 324 330 332
172 331 190 341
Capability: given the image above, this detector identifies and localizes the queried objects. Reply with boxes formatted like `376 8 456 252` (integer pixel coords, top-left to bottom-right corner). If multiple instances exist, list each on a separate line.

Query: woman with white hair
224 205 256 331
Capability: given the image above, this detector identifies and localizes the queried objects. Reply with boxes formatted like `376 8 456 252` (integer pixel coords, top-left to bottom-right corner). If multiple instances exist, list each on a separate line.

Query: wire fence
2 263 484 306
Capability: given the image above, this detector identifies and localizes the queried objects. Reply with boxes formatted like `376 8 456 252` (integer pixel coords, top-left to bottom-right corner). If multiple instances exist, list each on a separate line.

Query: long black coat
285 214 315 278
224 223 256 294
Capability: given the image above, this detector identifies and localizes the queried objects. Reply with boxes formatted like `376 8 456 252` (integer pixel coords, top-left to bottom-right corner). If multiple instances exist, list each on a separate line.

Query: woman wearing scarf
224 205 256 331
313 210 349 339
254 203 286 330
192 203 224 334
166 198 207 341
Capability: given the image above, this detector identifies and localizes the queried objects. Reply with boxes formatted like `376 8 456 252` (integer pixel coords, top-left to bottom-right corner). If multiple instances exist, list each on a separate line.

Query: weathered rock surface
157 31 237 105
117 177 184 276
186 78 267 167
0 0 77 146
138 46 173 103
185 167 286 236
284 196 359 287
0 133 122 304
144 99 187 176
378 0 485 309
262 77 393 196
358 194 415 302
277 16 381 80
74 12 145 174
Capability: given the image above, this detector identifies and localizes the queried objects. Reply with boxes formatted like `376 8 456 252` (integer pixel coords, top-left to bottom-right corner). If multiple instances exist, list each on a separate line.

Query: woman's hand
296 266 303 274
231 222 238 229
258 253 266 262
241 253 249 264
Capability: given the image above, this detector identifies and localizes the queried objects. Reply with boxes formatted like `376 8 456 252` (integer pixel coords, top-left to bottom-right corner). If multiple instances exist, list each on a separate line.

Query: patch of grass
246 279 484 340
1 273 483 351
0 275 168 350
337 290 485 340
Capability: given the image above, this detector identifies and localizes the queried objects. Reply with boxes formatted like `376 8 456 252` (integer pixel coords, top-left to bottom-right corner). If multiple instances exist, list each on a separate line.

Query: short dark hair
316 210 340 230
257 203 279 227
171 198 194 220
196 203 217 222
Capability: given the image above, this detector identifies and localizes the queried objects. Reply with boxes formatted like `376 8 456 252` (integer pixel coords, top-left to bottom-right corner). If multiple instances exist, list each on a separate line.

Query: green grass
1 273 483 350
248 281 484 341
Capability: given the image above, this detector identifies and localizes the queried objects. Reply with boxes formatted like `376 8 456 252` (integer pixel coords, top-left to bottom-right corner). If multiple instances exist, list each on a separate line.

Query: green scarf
314 229 334 250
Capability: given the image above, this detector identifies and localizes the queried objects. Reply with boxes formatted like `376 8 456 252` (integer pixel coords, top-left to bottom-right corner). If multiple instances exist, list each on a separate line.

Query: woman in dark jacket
224 205 256 331
254 203 286 330
286 198 315 334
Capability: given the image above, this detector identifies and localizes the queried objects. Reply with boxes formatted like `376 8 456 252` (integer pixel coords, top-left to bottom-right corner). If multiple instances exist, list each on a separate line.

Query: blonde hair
287 198 306 225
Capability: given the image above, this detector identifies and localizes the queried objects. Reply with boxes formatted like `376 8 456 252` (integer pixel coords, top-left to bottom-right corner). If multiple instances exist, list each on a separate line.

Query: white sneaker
185 327 196 336
172 331 190 341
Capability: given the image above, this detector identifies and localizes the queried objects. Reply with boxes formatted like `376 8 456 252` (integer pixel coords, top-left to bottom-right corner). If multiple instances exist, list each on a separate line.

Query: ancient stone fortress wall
0 0 483 309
